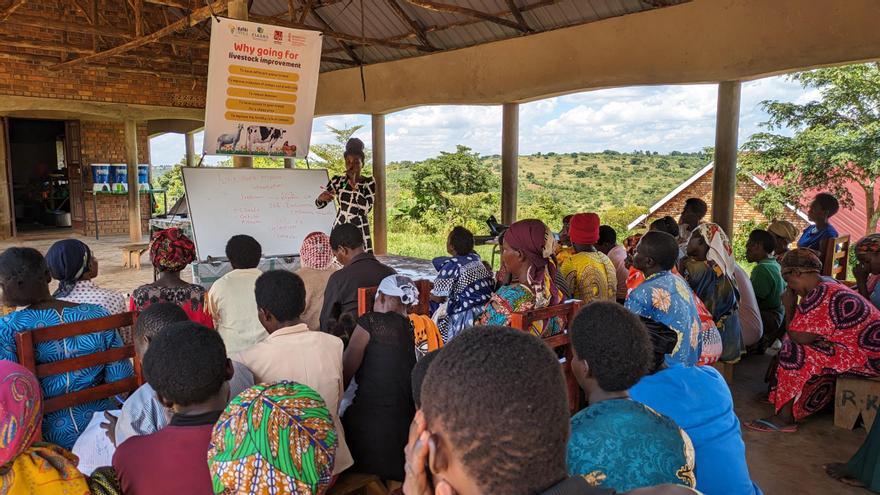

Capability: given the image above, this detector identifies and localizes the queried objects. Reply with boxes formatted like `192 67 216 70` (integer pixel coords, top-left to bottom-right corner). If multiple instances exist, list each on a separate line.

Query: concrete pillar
184 131 196 168
372 114 388 255
284 157 294 168
711 81 741 237
501 103 519 225
124 119 142 242
229 0 252 169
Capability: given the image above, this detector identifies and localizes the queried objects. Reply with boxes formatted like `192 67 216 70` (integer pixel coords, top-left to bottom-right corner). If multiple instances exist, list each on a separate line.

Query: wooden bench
121 243 150 270
510 300 584 415
822 234 851 281
357 279 434 317
14 311 143 414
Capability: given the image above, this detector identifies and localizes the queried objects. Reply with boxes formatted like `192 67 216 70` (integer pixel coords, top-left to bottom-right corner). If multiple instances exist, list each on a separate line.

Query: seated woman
342 275 418 482
0 360 93 493
748 249 880 433
431 226 494 342
130 228 213 328
854 233 880 310
0 247 133 449
209 382 337 495
479 219 564 337
295 231 339 331
680 223 742 362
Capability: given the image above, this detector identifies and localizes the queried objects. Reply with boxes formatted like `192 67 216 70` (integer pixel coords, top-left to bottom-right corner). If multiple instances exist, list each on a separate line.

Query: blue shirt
567 398 695 492
630 365 761 495
797 223 838 251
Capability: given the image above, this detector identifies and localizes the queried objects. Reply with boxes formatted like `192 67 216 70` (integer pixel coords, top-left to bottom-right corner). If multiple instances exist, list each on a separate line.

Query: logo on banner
273 30 283 42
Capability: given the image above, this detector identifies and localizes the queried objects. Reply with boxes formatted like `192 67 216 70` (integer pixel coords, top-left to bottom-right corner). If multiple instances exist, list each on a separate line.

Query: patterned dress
130 284 214 329
431 253 494 342
560 251 617 304
478 283 562 338
771 280 880 421
0 305 134 449
567 399 696 492
680 257 742 362
316 175 376 252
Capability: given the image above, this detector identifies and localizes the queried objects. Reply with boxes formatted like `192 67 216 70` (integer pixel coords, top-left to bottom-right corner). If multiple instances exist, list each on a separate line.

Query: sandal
745 418 798 433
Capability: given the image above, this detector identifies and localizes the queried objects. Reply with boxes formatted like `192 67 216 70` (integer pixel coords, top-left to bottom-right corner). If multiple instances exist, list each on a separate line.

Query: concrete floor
0 231 873 494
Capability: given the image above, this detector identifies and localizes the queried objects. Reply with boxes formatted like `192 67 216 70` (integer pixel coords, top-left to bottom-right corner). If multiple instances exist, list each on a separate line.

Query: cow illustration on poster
203 18 322 158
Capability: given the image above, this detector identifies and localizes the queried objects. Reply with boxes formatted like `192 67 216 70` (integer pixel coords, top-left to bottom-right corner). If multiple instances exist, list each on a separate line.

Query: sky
149 75 819 167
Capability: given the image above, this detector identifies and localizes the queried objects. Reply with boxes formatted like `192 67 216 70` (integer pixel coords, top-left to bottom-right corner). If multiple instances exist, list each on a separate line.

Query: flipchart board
182 167 336 260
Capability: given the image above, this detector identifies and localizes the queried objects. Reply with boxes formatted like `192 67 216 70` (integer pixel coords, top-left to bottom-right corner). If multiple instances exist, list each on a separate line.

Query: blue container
138 165 150 190
91 164 110 192
110 164 128 192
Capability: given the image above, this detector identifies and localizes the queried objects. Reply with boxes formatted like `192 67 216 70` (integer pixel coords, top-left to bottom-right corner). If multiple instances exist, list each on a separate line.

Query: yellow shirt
560 251 618 304
206 268 267 355
234 324 353 474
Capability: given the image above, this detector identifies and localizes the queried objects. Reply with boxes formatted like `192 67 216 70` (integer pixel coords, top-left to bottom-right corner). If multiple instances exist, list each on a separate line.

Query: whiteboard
182 167 336 260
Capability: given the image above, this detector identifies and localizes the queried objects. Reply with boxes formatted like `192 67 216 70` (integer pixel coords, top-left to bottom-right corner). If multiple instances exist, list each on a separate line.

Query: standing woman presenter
315 138 376 251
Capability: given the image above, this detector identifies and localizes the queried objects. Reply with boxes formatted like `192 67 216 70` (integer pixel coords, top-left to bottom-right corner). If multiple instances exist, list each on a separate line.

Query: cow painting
246 126 287 153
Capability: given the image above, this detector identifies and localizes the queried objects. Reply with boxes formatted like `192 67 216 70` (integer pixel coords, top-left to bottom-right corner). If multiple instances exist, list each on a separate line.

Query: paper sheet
71 409 120 476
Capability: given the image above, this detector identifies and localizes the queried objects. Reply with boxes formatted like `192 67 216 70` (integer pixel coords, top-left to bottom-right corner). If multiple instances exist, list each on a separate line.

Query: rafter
250 13 428 53
143 0 190 8
0 0 27 20
385 0 434 50
302 9 362 65
50 0 227 70
505 0 531 32
403 0 529 33
1 37 95 54
297 0 311 23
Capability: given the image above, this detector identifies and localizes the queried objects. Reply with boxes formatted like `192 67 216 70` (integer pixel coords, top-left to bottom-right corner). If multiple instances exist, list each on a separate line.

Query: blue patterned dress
567 398 695 491
0 304 134 449
431 253 494 342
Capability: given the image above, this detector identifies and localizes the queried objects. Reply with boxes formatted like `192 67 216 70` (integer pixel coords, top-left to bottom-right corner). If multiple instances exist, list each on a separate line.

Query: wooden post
501 102 519 225
184 131 196 168
372 114 388 255
711 81 741 237
229 0 253 169
124 119 142 242
284 158 294 168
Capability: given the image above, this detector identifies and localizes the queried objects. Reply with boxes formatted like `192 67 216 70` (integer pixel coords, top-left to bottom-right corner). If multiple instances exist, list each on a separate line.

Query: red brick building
627 163 810 237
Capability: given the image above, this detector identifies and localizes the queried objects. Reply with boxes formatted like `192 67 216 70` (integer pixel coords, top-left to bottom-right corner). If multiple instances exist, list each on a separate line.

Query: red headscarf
569 213 600 245
300 232 334 269
150 227 196 272
0 361 41 465
503 219 561 306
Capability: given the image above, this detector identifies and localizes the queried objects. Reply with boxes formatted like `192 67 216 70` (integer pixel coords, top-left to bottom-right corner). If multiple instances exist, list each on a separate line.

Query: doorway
8 118 71 232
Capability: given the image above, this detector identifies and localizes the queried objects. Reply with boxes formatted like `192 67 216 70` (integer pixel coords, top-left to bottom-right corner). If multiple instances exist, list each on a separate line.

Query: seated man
797 192 840 253
407 325 698 495
112 322 233 494
568 301 695 492
320 222 396 336
112 303 253 446
677 198 707 249
206 234 267 354
745 229 785 354
560 213 617 304
235 270 353 475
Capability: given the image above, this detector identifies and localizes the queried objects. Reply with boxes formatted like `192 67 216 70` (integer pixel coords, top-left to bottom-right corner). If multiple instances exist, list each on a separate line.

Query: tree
310 124 369 176
741 63 880 234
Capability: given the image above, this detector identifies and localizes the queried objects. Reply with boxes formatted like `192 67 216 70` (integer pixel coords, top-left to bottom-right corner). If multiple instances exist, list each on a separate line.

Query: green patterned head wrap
208 381 338 494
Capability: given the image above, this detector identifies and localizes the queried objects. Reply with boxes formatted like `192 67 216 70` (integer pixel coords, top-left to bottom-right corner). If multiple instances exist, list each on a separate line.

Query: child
431 226 494 342
235 270 353 474
567 302 695 492
206 234 266 354
112 322 234 494
745 229 786 355
797 192 840 253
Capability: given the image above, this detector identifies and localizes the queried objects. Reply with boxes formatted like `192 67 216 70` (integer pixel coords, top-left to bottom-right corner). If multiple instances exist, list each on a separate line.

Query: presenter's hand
317 191 334 202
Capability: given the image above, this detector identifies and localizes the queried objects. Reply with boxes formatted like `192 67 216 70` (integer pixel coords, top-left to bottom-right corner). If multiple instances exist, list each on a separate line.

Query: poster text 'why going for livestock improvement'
203 18 322 159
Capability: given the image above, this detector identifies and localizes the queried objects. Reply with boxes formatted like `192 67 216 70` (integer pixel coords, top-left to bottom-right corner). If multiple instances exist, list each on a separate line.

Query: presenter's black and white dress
316 174 376 251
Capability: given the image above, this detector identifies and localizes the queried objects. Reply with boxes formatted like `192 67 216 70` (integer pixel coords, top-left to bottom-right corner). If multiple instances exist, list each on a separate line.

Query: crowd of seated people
4 189 880 494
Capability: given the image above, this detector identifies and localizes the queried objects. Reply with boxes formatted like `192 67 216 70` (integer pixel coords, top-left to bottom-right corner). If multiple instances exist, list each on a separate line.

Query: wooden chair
357 280 434 317
14 312 142 414
509 300 584 415
822 235 851 281
121 243 150 270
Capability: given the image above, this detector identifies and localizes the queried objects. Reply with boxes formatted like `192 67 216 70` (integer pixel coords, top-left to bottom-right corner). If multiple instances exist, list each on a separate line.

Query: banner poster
203 17 322 158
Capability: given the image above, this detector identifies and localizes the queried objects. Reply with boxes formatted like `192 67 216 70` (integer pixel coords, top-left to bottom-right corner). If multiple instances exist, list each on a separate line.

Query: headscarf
780 248 823 276
150 228 195 272
856 233 880 255
503 219 561 306
0 361 41 465
692 223 735 277
377 274 419 306
569 213 600 245
45 239 92 298
767 220 799 243
300 232 334 269
209 382 337 495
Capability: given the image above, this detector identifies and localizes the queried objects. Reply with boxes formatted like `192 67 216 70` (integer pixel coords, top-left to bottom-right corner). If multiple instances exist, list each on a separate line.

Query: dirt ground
0 230 873 494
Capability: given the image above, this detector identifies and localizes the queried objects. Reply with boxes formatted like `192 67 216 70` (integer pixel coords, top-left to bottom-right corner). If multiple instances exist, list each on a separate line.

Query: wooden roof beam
303 9 362 65
50 0 227 70
297 0 311 23
0 0 26 20
250 13 428 53
385 0 435 50
505 0 532 32
143 0 190 9
403 0 529 33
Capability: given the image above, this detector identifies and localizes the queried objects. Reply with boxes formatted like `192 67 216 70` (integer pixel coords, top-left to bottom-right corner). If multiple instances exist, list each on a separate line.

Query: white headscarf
692 223 736 277
377 275 419 306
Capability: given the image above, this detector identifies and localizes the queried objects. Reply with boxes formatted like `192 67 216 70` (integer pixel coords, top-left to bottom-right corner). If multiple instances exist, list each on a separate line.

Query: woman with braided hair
315 137 376 251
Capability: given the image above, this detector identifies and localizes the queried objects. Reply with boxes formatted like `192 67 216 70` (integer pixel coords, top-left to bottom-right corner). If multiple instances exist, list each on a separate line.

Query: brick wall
81 194 151 237
642 168 810 236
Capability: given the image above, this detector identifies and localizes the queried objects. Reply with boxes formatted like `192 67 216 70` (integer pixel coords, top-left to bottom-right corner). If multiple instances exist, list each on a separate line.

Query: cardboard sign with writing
835 375 880 432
